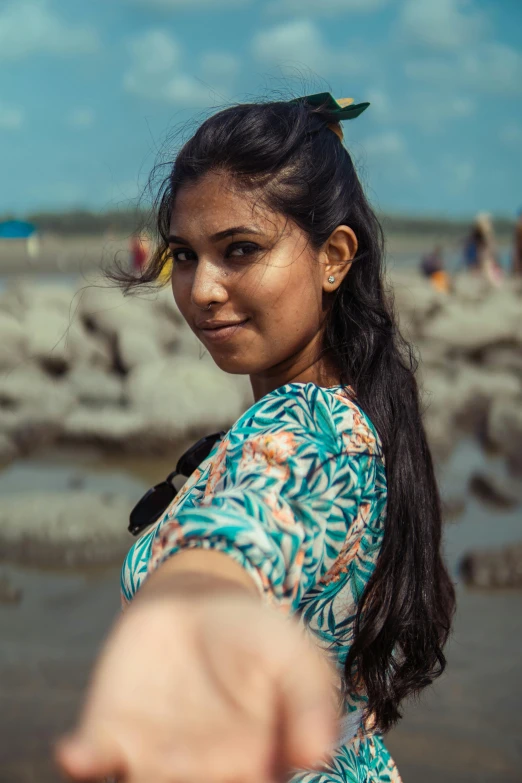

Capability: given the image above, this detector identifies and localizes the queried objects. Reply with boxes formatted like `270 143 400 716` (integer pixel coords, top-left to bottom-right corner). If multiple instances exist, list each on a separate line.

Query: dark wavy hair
113 97 455 733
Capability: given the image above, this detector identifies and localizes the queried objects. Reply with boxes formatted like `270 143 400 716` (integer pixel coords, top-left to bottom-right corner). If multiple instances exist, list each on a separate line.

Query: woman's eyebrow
168 226 263 245
168 234 190 245
211 226 264 241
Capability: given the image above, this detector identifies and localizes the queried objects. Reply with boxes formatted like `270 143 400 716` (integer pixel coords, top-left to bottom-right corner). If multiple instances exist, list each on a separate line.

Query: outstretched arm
55 549 337 783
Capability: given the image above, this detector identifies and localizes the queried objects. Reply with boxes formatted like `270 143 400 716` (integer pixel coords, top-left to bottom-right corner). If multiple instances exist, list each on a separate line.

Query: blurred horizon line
0 207 516 237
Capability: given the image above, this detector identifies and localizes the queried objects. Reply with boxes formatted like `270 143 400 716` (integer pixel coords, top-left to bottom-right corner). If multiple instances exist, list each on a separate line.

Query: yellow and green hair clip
290 92 370 141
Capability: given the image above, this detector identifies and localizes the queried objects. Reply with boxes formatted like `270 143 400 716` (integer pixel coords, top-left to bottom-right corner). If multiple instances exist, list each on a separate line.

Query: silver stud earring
328 275 335 284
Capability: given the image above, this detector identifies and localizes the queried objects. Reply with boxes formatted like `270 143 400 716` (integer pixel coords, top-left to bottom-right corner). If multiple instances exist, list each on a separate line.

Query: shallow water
2 437 520 579
440 439 522 575
0 448 149 499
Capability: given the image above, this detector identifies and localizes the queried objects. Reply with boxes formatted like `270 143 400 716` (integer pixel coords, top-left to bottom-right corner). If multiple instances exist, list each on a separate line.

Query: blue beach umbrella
0 219 37 239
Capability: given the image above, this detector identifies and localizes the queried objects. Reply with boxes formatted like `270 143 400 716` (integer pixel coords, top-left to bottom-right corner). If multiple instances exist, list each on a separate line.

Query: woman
56 93 455 783
129 230 152 273
463 213 503 286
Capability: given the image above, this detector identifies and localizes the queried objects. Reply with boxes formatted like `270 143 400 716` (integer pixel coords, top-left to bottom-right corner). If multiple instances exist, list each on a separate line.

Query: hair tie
290 92 370 142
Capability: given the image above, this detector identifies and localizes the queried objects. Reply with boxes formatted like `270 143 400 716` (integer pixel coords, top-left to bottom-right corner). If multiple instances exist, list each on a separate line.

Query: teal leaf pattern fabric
121 383 402 782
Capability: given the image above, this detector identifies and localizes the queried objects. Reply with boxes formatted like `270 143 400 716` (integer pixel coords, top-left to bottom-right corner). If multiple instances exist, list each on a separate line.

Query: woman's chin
207 353 254 375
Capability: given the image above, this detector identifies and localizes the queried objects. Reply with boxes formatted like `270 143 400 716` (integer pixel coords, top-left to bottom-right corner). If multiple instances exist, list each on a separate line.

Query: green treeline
0 208 516 239
21 209 148 236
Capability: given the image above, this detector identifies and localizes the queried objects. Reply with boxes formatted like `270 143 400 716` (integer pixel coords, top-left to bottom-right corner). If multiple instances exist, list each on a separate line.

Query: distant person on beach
129 231 151 273
463 212 503 286
56 93 454 783
420 244 450 292
512 210 522 276
26 232 40 264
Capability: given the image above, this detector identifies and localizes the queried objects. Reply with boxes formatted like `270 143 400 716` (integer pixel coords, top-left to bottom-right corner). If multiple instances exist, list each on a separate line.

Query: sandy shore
1 565 520 783
1 230 506 278
0 233 128 278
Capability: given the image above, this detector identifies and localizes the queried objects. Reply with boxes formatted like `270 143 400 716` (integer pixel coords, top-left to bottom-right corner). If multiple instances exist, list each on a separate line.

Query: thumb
54 729 126 781
278 637 338 769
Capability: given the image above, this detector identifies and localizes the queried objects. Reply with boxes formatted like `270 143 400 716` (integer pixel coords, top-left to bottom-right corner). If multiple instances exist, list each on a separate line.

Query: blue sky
1 0 521 217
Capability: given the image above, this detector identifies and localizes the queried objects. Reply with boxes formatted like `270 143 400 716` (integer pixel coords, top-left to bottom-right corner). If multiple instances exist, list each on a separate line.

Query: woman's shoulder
229 382 382 458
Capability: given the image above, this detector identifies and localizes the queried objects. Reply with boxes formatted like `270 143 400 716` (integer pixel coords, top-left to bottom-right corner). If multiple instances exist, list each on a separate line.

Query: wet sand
1 569 521 783
0 234 129 278
0 440 521 782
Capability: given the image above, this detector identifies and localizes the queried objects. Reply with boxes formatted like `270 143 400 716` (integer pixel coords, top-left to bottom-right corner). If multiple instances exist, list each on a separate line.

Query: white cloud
0 102 24 130
398 0 522 97
397 0 488 52
365 89 392 121
162 74 214 106
266 0 389 15
251 19 366 76
67 108 96 129
0 0 99 60
406 92 476 133
441 156 475 192
449 97 476 117
500 123 522 149
453 161 475 188
124 30 222 107
364 86 476 134
200 52 240 83
124 29 180 92
363 130 406 156
123 0 250 8
405 42 522 96
359 130 420 181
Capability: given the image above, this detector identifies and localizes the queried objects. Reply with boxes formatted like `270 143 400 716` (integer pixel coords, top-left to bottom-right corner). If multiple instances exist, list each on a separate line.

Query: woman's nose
190 260 228 310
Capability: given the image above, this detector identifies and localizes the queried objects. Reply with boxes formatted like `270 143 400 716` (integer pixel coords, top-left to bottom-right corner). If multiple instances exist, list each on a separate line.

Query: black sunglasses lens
128 431 226 536
177 431 225 476
129 482 177 535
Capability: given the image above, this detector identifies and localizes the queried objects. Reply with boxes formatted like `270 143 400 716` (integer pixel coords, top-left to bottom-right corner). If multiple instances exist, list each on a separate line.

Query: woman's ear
321 225 358 292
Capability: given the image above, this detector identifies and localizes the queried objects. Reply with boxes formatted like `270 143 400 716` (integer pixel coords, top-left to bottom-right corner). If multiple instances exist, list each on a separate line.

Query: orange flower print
239 431 297 479
320 505 368 584
265 491 297 528
334 393 381 455
320 549 354 584
149 518 183 571
204 437 228 497
166 464 205 513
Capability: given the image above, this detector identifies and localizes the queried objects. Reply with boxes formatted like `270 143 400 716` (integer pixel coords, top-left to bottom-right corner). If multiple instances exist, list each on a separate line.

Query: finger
53 728 126 782
277 636 337 769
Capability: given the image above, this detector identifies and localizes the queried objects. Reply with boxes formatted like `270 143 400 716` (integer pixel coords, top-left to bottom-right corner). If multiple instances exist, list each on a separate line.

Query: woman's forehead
169 174 283 238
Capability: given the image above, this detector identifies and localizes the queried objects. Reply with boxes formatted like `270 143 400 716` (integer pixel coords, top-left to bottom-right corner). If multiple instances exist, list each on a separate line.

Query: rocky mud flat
1 270 520 467
0 270 520 575
392 270 522 589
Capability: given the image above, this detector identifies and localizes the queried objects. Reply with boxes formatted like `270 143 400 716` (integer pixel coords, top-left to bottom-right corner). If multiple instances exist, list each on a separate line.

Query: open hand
54 588 337 783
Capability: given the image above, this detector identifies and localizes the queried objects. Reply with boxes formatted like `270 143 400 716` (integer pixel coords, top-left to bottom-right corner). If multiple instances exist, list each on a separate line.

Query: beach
0 234 521 782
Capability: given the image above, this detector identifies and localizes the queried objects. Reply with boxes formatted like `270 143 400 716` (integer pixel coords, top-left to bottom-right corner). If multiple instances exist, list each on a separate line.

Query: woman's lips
198 320 249 343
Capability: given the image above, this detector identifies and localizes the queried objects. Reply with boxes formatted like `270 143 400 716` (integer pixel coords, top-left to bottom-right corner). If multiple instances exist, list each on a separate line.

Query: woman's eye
172 248 196 263
227 242 260 258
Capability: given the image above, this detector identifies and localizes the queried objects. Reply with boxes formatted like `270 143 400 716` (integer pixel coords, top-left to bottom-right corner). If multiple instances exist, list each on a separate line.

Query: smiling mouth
198 319 249 341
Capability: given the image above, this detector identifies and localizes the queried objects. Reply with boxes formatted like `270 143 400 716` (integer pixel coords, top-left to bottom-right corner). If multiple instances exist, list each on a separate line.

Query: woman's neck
249 355 341 402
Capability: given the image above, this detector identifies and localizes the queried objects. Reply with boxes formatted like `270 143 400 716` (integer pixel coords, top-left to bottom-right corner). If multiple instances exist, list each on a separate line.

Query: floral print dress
121 382 402 783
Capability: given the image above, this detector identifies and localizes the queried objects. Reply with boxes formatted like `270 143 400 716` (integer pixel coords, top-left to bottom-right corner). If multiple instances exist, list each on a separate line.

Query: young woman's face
169 171 334 387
